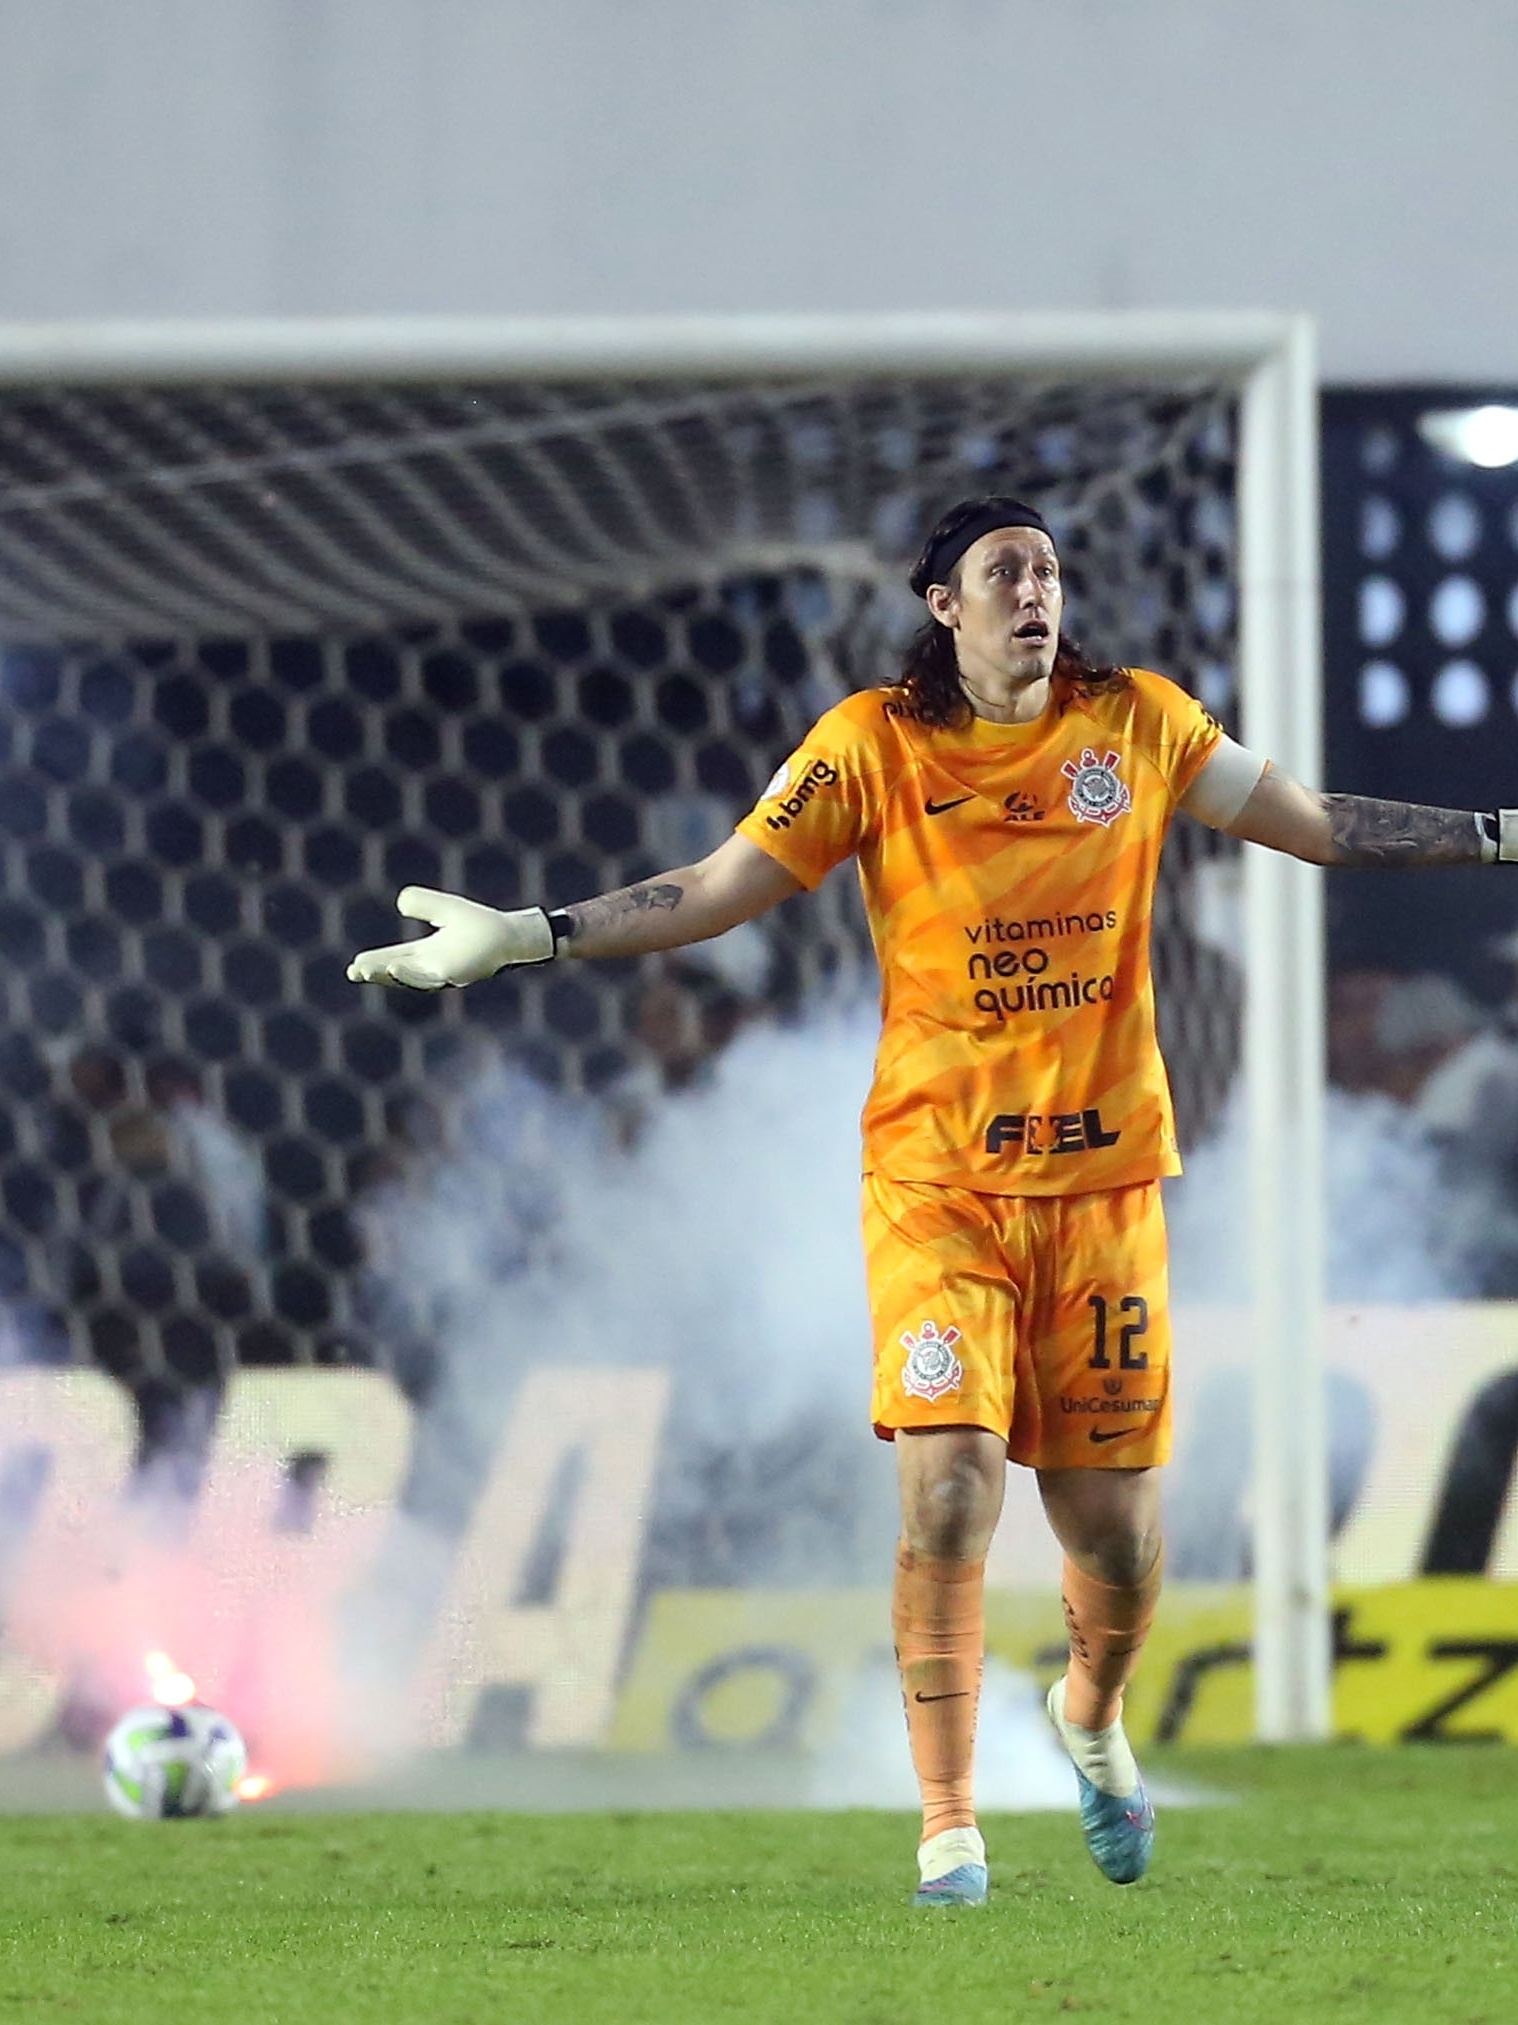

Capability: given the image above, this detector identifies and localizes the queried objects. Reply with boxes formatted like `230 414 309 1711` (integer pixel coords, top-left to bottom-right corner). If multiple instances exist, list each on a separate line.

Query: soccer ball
102 1703 248 1820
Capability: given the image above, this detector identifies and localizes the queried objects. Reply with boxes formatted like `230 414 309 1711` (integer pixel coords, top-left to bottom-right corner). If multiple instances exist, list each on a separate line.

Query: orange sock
1060 1553 1162 1730
892 1543 985 1840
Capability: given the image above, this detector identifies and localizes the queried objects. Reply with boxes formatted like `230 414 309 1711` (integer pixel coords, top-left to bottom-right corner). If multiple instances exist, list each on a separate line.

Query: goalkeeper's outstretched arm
1221 765 1518 868
347 835 802 990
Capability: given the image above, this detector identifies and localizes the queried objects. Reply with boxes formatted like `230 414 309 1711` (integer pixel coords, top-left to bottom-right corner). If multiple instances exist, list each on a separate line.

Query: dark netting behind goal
0 372 1240 1431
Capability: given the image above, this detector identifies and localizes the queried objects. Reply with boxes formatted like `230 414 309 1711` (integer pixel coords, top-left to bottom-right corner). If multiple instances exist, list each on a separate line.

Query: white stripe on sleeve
1179 735 1269 829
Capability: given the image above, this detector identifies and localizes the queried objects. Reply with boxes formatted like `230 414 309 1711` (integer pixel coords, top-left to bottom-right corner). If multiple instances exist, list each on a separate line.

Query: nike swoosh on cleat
1089 1426 1145 1445
913 1690 971 1703
924 795 974 815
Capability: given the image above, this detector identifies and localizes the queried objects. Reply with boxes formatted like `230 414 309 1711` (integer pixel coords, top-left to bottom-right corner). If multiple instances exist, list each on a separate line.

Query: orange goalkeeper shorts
862 1173 1172 1470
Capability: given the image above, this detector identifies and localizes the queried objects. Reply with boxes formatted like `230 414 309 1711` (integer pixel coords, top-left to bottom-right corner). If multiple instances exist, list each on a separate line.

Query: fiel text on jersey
983 1109 1122 1157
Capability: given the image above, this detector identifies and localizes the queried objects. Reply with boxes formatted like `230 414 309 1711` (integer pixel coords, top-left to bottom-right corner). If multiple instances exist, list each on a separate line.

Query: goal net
0 316 1322 1758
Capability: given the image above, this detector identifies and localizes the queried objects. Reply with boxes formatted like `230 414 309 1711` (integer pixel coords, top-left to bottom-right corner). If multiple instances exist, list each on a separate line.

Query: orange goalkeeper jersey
735 669 1223 1196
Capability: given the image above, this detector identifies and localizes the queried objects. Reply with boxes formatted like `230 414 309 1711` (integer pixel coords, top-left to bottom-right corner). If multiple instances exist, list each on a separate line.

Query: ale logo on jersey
1003 791 1045 823
1062 748 1131 827
900 1320 964 1402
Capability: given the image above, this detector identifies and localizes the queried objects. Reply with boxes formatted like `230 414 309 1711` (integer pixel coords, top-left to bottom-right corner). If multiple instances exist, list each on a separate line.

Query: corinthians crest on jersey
1062 747 1132 827
900 1320 964 1402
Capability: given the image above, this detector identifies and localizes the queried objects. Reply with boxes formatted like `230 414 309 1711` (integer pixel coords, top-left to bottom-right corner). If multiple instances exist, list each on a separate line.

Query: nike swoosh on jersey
923 795 974 816
1089 1425 1146 1445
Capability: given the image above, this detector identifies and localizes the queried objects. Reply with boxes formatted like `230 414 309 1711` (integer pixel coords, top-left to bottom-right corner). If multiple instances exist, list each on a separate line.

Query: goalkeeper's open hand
346 887 556 989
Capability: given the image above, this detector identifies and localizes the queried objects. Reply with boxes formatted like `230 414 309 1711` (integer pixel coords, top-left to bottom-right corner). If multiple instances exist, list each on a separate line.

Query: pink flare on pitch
6 1459 394 1794
144 1649 197 1708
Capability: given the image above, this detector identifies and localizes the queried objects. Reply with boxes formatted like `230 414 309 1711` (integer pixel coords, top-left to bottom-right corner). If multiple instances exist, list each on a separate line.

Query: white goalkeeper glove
346 887 561 990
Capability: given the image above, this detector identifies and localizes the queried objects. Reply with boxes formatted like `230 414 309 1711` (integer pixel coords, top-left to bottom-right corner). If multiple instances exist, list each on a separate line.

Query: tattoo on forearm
1320 794 1486 868
563 881 685 939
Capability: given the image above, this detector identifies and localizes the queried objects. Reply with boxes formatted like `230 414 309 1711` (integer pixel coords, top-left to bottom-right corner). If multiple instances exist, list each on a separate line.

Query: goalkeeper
350 495 1516 1904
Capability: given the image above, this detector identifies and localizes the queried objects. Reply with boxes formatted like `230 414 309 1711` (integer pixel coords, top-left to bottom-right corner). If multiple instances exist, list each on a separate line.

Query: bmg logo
765 759 839 831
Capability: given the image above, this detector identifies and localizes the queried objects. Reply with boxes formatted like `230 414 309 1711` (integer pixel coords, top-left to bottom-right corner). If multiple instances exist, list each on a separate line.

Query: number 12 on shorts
1087 1293 1149 1370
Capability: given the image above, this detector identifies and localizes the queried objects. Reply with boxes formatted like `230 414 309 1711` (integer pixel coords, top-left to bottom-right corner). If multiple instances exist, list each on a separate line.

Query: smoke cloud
0 989 1470 1800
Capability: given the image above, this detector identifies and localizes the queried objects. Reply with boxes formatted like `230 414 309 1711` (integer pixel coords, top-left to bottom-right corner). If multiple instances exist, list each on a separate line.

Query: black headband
909 499 1054 598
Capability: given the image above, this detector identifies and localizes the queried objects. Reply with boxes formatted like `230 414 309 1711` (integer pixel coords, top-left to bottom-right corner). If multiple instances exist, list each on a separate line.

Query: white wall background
0 0 1513 382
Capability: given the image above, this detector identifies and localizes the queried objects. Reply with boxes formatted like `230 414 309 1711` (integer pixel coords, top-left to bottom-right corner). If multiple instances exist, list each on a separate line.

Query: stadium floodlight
0 310 1326 1742
1417 404 1518 469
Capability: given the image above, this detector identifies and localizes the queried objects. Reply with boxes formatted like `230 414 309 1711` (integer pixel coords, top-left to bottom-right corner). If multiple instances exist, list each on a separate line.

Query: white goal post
0 309 1326 1741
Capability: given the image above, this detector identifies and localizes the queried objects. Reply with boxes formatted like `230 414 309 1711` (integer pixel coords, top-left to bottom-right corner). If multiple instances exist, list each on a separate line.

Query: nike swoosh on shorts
1089 1425 1145 1446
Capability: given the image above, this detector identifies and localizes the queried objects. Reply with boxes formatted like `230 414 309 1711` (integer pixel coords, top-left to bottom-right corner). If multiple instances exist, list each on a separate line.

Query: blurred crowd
1329 952 1518 1295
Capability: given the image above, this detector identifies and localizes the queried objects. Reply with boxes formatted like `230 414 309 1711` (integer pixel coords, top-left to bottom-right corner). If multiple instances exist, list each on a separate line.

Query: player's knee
1081 1527 1162 1589
901 1451 1001 1559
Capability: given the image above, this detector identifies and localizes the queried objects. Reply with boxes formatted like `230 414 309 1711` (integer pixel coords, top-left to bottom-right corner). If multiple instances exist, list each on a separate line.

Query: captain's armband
1178 736 1268 830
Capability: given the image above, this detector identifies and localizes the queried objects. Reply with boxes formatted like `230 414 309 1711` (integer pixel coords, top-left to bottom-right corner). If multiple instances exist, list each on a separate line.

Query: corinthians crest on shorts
1062 747 1132 827
900 1320 964 1402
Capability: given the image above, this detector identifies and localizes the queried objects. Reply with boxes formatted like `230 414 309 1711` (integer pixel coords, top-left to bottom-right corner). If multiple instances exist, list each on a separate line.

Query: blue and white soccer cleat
912 1825 988 1907
1046 1676 1155 1885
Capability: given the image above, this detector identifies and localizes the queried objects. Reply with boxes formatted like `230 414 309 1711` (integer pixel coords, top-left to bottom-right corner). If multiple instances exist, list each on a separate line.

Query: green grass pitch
2 1748 1515 2023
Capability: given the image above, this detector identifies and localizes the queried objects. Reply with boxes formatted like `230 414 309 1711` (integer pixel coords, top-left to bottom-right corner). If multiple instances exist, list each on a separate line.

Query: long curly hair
887 600 1130 728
